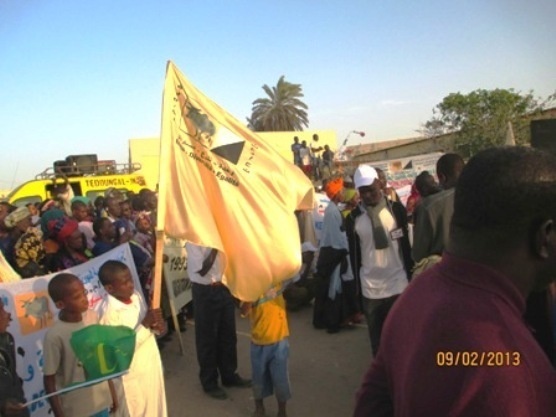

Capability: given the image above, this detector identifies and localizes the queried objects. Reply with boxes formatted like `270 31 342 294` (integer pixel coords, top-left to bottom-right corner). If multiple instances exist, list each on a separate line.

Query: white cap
354 165 379 189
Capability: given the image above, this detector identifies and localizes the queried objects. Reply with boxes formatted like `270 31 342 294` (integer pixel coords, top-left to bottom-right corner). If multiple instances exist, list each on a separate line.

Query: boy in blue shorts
241 283 291 417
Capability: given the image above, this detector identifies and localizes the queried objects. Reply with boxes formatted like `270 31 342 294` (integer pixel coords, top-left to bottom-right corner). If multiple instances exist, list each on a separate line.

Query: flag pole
22 371 128 407
151 61 173 310
151 230 165 309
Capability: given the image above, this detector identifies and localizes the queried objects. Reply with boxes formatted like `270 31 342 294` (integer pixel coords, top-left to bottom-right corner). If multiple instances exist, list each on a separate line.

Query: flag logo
158 62 314 301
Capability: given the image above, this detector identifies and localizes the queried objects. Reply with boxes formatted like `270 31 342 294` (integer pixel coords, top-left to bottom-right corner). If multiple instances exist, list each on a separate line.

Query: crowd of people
0 183 170 417
353 147 556 416
290 135 334 181
304 147 556 416
2 145 556 416
0 184 158 296
305 157 456 345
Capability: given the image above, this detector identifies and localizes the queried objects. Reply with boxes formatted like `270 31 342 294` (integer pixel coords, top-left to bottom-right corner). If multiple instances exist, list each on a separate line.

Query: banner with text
0 244 142 417
162 237 192 311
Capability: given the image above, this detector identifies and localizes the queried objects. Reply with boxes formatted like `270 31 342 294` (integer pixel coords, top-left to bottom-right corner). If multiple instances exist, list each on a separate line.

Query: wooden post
151 230 166 309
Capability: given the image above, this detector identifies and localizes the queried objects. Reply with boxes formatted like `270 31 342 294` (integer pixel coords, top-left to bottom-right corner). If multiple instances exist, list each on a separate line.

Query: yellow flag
158 62 314 301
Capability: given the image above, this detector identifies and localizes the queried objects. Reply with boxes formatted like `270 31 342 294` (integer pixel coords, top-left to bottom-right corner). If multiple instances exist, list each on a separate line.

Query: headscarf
105 187 124 201
343 189 358 204
405 183 421 216
134 211 152 227
40 208 66 236
4 207 31 229
14 228 46 271
47 217 79 244
324 177 344 200
341 189 359 218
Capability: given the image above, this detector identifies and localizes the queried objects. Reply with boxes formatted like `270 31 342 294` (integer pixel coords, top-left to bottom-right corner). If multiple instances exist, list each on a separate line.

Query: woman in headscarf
39 208 66 272
312 177 358 333
133 212 155 256
48 217 91 271
405 183 421 223
341 188 360 218
5 207 46 278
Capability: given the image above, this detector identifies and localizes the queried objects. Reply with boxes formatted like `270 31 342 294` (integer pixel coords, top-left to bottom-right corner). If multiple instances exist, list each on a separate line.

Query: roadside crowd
311 147 556 417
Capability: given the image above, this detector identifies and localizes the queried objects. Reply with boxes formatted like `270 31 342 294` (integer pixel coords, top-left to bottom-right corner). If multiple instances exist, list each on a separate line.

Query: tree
247 76 309 131
422 88 555 156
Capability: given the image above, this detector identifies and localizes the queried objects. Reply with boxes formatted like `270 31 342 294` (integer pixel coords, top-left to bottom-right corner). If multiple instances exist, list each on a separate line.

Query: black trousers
192 282 238 390
313 273 359 332
313 272 341 331
362 295 399 356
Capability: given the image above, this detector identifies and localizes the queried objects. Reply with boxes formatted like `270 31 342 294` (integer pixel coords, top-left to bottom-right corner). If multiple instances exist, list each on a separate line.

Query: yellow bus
7 161 148 207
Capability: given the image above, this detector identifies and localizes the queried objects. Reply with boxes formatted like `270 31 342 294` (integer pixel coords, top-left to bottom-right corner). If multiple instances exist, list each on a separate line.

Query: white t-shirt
355 207 408 299
299 147 311 166
185 242 225 285
42 309 112 416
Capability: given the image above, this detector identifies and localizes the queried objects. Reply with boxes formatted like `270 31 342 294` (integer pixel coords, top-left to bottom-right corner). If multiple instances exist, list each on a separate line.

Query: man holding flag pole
185 242 250 400
149 60 314 400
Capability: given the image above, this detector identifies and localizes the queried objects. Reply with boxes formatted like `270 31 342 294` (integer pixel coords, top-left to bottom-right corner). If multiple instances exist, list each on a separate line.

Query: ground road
162 305 373 417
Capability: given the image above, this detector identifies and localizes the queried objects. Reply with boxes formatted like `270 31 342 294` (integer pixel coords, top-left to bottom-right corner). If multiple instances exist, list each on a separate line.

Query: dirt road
162 306 372 417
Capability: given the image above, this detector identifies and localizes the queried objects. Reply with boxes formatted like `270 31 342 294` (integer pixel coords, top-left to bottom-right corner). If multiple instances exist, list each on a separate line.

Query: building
347 133 455 167
344 107 556 171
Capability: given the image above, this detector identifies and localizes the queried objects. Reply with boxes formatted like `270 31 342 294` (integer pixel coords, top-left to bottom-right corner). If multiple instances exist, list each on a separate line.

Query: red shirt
354 252 556 417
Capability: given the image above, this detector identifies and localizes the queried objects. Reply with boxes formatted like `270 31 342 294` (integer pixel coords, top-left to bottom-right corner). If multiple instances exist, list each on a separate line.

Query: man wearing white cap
345 165 413 355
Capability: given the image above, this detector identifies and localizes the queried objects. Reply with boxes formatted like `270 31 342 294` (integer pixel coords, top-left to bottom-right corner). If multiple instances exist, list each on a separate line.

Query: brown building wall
351 134 456 164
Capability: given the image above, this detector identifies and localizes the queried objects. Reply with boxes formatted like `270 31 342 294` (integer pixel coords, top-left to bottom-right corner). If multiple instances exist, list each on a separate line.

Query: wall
128 138 162 190
352 134 455 164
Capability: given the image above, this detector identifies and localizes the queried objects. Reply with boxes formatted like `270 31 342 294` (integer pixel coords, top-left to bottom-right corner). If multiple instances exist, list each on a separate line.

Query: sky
1 0 554 191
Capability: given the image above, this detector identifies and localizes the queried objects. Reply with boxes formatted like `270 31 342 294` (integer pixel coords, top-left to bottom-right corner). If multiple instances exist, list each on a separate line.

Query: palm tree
247 76 309 131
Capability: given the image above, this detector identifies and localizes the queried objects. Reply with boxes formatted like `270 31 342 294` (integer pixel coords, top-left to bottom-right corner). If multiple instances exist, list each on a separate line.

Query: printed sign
0 244 142 417
162 237 192 311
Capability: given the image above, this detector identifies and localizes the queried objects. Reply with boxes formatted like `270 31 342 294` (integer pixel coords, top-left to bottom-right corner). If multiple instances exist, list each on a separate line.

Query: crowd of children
1 262 167 417
41 262 167 417
0 183 172 416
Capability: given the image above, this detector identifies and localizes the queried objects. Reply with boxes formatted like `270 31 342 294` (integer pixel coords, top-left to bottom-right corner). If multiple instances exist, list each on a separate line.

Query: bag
70 325 136 380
